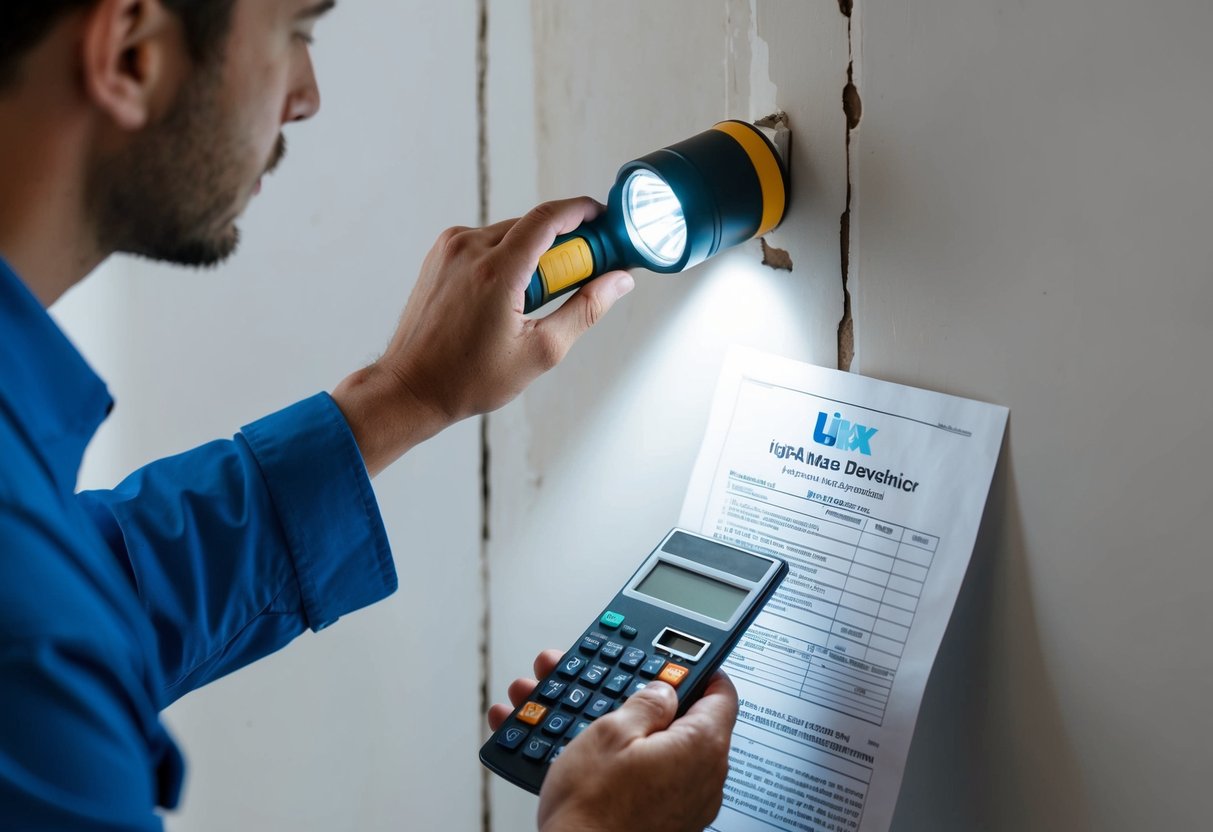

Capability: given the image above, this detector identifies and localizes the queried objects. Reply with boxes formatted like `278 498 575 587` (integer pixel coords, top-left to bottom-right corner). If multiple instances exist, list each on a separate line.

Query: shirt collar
0 255 114 491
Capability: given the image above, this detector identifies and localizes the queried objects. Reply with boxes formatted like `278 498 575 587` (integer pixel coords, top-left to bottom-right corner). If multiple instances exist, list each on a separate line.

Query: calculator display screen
635 562 749 621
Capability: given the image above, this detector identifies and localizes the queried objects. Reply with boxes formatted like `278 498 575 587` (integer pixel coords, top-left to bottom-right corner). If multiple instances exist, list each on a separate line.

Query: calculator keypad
499 622 702 770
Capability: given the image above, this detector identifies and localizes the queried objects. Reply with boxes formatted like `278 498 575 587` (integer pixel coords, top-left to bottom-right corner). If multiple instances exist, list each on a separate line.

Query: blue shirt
0 257 398 829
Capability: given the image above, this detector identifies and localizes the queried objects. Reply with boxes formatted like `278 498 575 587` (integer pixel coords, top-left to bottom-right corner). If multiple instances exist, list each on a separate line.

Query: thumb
596 681 678 748
532 271 634 360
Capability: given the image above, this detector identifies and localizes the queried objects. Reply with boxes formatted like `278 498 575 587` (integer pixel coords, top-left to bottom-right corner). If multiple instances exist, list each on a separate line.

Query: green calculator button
599 611 625 629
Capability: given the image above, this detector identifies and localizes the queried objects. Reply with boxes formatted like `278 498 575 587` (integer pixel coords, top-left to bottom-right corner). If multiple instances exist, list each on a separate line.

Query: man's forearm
331 362 453 479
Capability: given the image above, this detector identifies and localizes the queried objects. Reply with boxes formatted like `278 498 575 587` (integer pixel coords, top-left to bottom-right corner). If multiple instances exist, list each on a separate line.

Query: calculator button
538 679 567 702
522 737 553 762
585 696 613 719
517 702 548 726
548 742 570 764
599 611 626 629
496 725 529 750
657 663 690 688
558 655 587 678
542 712 574 736
620 624 639 639
579 662 610 687
569 720 593 739
624 680 650 699
579 634 605 654
560 685 592 712
603 671 633 697
639 656 667 678
620 647 646 670
600 641 625 662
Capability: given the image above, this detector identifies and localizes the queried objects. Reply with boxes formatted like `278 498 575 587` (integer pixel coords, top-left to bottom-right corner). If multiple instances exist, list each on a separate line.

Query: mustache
265 135 287 176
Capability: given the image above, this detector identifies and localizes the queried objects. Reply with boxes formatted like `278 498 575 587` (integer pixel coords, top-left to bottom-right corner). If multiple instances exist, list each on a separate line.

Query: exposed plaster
762 239 795 271
726 0 792 276
475 2 493 831
839 3 860 372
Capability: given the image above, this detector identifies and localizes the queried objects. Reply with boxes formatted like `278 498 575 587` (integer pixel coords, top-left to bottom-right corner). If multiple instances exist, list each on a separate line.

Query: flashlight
523 119 791 314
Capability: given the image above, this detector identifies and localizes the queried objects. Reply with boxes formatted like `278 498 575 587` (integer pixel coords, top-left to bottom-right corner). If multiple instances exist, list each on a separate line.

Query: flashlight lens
623 170 687 267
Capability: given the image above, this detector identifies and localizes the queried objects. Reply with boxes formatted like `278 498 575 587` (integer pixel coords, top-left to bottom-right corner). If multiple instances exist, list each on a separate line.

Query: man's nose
285 54 321 123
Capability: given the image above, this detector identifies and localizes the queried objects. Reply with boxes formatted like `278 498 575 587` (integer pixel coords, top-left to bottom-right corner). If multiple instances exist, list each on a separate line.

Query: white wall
853 2 1213 829
55 2 485 829
486 1 1213 830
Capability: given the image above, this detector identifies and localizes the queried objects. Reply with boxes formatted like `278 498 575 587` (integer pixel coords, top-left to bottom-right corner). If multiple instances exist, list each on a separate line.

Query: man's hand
333 197 634 477
488 650 740 832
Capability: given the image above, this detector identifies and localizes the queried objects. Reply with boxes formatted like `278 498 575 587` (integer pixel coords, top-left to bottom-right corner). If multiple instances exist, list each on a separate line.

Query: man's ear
80 0 184 131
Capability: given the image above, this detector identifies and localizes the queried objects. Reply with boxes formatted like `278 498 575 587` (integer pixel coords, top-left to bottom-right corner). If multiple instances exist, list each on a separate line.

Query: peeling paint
725 0 779 120
762 239 795 271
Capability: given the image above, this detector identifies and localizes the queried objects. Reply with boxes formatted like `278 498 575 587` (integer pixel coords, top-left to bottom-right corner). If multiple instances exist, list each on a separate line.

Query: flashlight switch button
538 238 596 295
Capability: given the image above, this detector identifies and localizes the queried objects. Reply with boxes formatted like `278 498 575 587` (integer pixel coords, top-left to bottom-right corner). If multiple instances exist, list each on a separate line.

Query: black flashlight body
523 120 790 314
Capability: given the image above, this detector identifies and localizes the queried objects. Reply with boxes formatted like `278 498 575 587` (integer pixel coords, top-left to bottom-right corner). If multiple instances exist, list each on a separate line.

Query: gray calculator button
559 685 592 712
542 712 574 736
538 679 567 702
600 641 625 661
623 679 650 699
603 671 633 697
585 696 613 719
620 647 646 669
522 737 553 762
639 656 666 677
579 634 605 654
579 662 610 687
569 720 593 739
497 725 529 750
558 655 587 678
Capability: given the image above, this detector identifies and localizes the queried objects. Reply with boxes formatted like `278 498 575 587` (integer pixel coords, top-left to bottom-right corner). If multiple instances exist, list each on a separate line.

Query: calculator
480 528 789 794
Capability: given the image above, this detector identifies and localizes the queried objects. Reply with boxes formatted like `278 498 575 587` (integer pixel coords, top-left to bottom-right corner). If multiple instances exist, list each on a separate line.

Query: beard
89 65 286 268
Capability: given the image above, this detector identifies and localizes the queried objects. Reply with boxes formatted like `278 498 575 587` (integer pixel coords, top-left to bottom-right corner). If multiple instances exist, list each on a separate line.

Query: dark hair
0 0 237 88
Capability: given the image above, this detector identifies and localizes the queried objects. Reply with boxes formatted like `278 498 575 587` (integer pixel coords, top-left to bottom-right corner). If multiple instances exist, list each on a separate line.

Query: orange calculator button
517 702 548 725
657 664 689 688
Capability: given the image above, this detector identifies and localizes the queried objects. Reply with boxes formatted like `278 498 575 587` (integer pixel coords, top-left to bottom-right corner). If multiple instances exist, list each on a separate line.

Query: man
0 0 739 829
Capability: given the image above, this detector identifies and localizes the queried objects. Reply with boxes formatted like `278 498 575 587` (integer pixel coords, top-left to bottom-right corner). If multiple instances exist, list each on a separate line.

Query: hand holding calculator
481 529 788 797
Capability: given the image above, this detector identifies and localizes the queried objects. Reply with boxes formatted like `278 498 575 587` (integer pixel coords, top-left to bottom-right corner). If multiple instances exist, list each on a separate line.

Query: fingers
507 676 539 709
593 681 678 749
532 271 634 366
499 197 607 289
666 671 739 744
486 649 565 731
533 649 564 680
482 216 519 246
487 703 513 732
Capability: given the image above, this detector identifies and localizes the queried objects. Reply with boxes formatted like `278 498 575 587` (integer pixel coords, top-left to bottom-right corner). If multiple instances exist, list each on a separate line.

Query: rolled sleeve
241 392 397 632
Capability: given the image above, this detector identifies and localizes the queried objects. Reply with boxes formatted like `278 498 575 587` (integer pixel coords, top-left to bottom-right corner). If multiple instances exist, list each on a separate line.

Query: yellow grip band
712 121 787 238
538 237 596 295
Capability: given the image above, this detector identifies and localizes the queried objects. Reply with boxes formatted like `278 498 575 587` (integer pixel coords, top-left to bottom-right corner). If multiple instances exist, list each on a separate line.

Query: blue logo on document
813 412 877 456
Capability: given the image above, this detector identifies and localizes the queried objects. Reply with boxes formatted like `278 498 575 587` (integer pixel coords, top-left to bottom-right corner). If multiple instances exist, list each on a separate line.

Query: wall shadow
890 427 1092 831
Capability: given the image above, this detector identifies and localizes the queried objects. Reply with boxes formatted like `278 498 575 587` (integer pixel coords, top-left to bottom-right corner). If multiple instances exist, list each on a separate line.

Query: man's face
92 0 329 267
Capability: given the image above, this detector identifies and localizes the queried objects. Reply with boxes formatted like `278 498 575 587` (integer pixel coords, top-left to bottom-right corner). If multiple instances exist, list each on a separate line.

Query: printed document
681 347 1007 832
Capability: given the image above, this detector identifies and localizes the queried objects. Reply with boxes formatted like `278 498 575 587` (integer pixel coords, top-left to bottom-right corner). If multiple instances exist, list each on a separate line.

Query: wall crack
839 3 861 372
475 2 493 831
